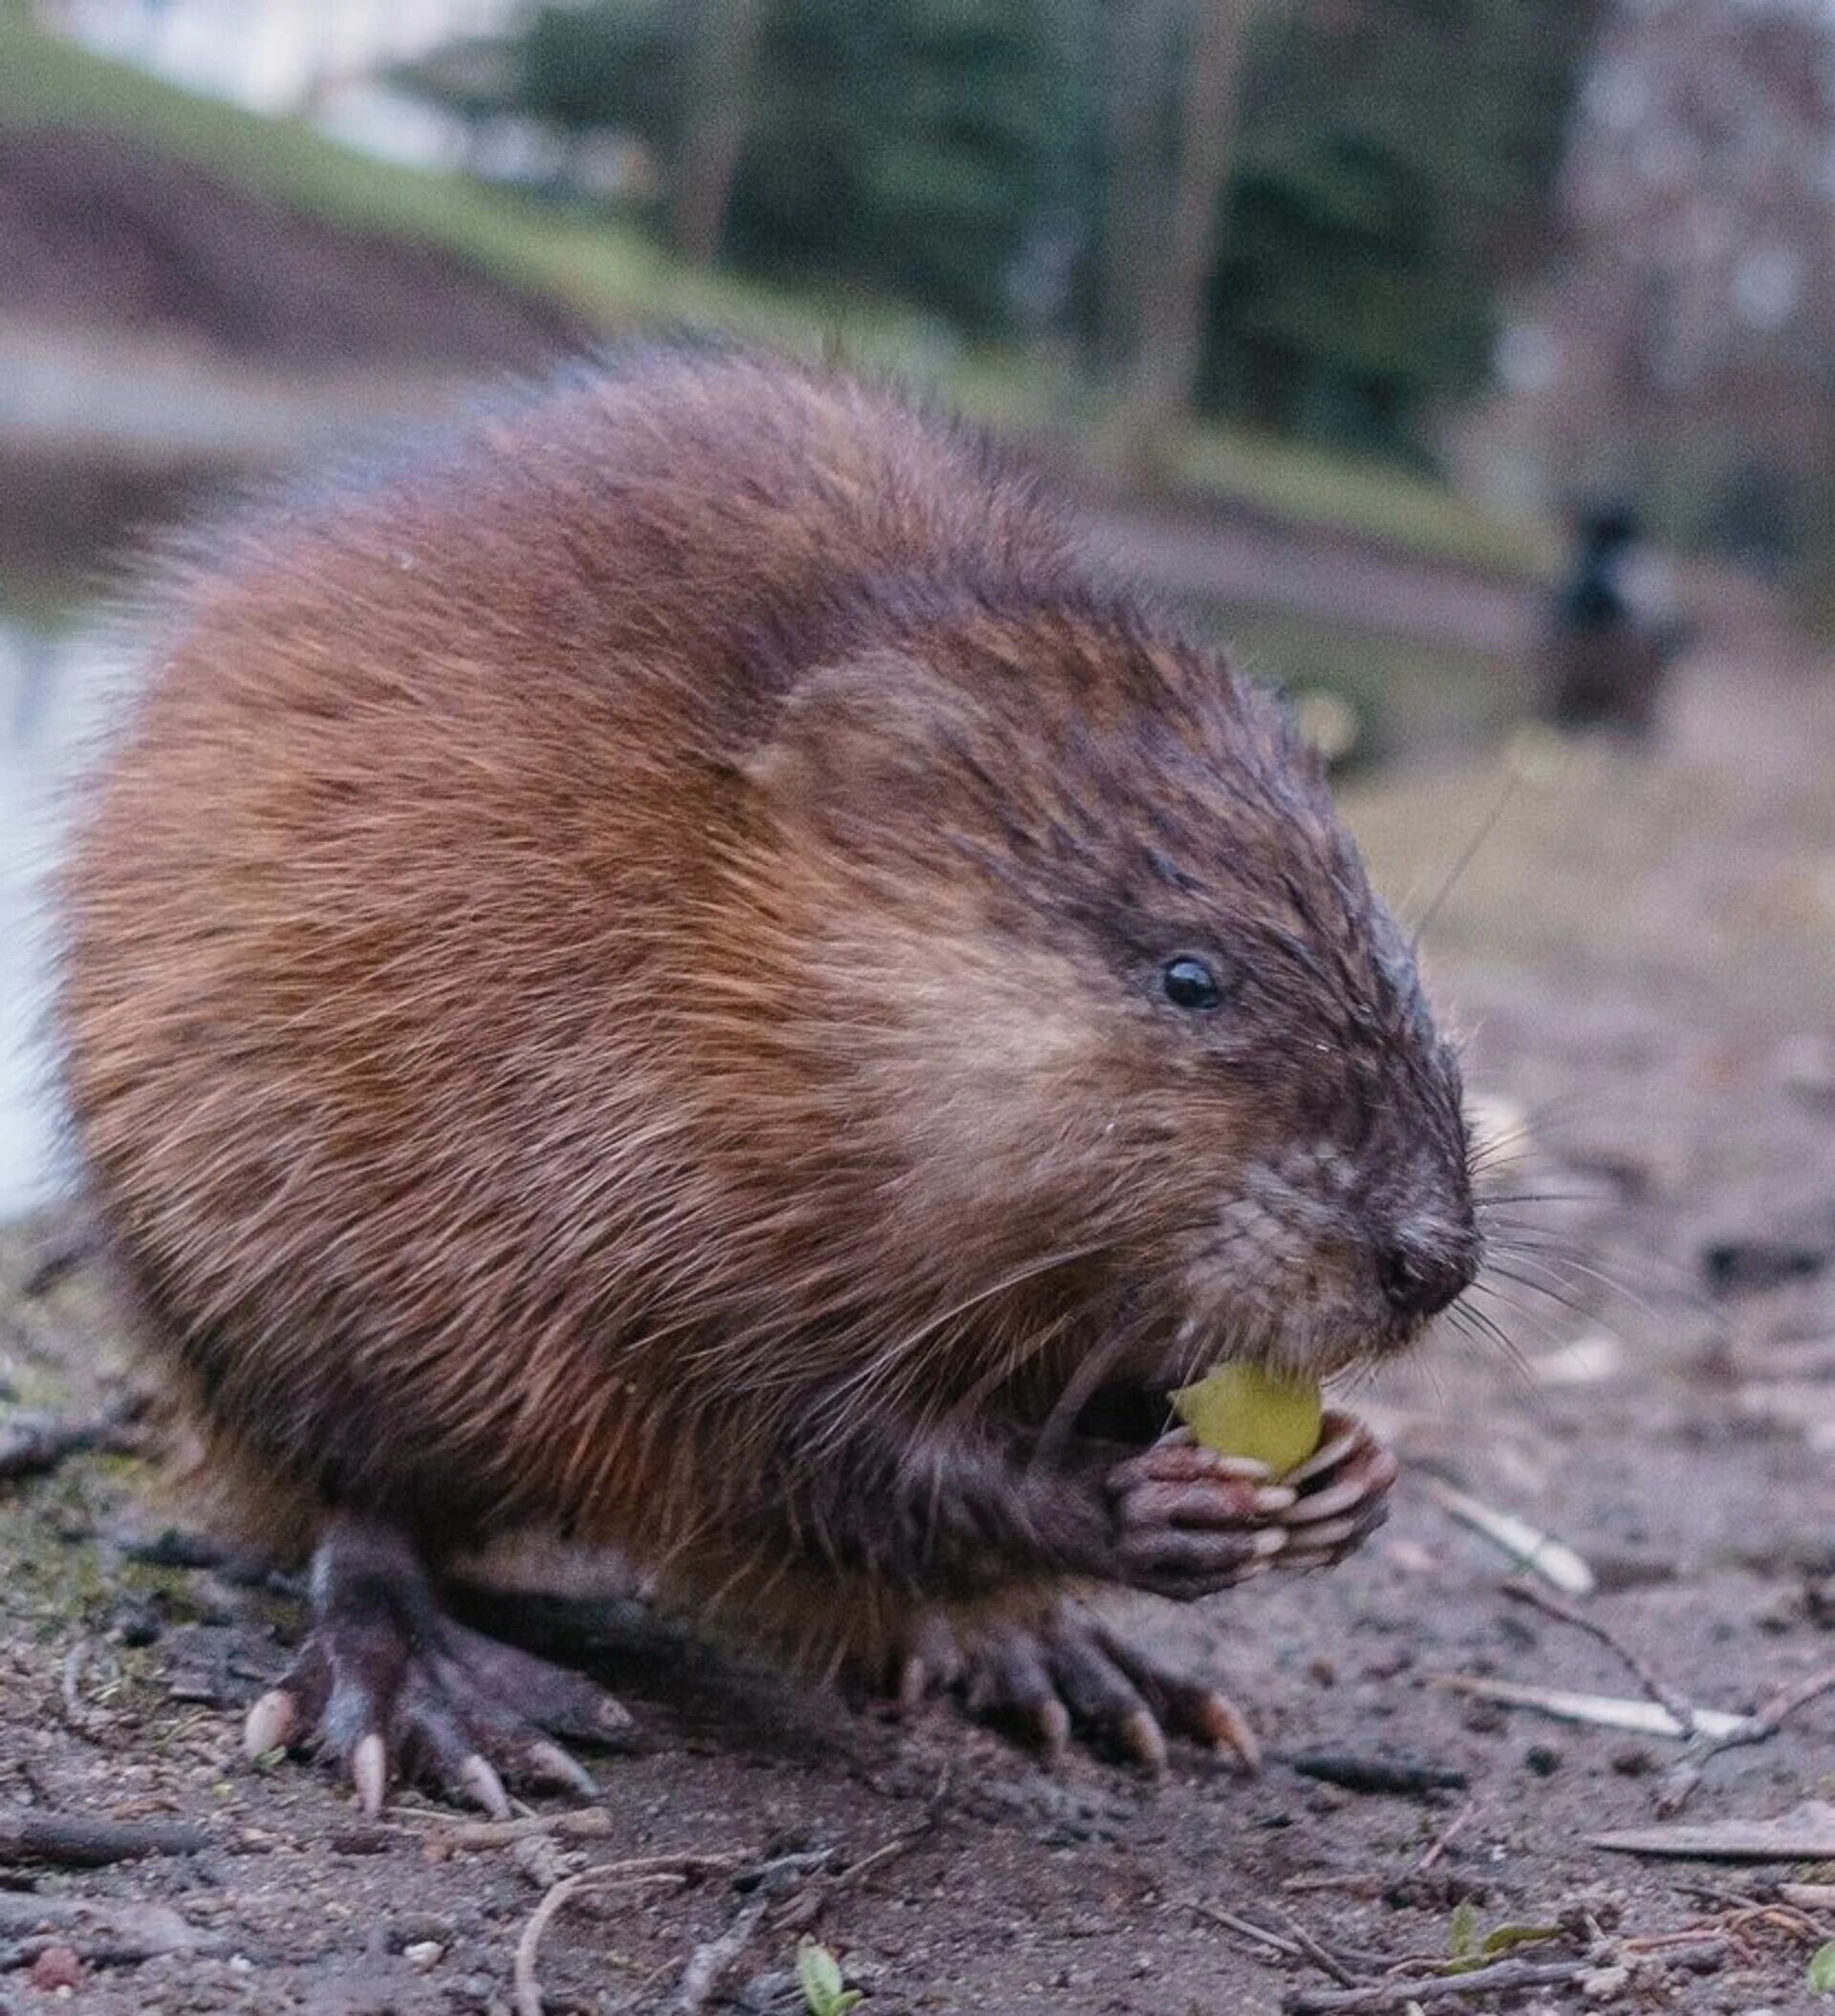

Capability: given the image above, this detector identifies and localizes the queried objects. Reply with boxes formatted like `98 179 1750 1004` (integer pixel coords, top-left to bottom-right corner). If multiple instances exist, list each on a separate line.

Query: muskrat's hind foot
896 1603 1259 1775
244 1515 635 1816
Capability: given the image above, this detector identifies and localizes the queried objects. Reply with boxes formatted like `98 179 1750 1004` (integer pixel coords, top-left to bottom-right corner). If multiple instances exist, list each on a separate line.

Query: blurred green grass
0 4 1551 585
0 7 874 340
1175 429 1556 582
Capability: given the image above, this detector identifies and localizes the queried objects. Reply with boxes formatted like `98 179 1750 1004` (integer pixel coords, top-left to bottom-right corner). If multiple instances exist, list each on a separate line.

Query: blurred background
2 0 1832 1216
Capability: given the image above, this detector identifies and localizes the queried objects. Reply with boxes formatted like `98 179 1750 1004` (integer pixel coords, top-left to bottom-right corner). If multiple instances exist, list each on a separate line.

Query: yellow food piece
1171 1363 1324 1474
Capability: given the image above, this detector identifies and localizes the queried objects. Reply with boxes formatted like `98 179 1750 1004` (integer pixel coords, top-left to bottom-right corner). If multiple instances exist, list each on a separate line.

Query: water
0 612 126 1219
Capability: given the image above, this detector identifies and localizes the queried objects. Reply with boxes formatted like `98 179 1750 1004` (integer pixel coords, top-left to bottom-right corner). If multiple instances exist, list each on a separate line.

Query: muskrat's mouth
1073 1380 1177 1450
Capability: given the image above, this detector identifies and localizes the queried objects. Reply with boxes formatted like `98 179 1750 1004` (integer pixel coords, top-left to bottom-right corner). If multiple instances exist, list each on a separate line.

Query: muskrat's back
60 350 1061 1547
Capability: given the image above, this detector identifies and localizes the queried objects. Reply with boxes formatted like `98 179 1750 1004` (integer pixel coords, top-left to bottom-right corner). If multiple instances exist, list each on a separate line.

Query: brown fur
56 346 1475 1674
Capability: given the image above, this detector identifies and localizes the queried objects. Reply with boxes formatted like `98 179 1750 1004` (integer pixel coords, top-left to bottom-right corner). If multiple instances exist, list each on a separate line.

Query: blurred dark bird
1539 503 1689 737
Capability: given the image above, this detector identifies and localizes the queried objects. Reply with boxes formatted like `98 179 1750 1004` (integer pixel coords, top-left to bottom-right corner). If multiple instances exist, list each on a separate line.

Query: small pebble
29 1946 83 1993
1524 1743 1562 1777
404 1940 443 1970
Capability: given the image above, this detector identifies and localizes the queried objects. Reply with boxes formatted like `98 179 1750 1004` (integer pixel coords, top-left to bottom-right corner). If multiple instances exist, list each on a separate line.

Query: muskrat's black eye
1161 956 1224 1011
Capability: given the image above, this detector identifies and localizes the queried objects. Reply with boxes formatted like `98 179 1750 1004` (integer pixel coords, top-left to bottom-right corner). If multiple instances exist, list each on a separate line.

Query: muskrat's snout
1372 1212 1481 1326
1169 1138 1479 1377
1163 991 1482 1374
1355 1061 1484 1342
1379 1209 1476 1322
1276 1192 1479 1372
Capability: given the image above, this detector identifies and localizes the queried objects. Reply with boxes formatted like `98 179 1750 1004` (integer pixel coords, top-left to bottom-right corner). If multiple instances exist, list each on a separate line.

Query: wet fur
56 346 1472 1675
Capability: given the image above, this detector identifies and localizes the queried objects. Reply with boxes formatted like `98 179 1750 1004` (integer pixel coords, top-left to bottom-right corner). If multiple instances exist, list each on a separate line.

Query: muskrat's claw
1271 1410 1397 1572
896 1604 1259 1773
1104 1434 1295 1601
245 1516 634 1816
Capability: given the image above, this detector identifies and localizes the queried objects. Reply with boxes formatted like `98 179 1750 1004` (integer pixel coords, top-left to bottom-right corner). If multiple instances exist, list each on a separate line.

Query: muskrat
57 345 1478 1811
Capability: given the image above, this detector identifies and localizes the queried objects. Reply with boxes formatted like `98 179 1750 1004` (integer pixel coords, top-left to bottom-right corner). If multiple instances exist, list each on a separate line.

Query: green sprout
796 1940 862 2016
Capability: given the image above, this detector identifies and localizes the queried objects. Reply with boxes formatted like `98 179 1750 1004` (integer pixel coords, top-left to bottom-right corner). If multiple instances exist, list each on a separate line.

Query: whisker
1466 1278 1588 1353
1328 1355 1376 1401
1467 1132 1538 1171
810 1236 1122 1450
944 1293 1093 1429
1030 1310 1151 1469
1479 1216 1608 1234
1465 1091 1635 1172
1410 763 1526 937
1449 1297 1512 1352
1489 1247 1678 1323
1482 1231 1700 1300
1483 1261 1603 1322
1446 1299 1540 1391
1475 1191 1614 1208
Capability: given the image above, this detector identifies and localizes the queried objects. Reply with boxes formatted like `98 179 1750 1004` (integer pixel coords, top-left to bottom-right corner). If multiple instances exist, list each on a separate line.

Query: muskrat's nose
1377 1238 1473 1321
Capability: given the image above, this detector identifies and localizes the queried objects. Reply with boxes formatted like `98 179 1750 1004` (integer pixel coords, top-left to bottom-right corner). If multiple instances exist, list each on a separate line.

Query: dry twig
827 1819 931 1896
1423 1479 1594 1595
1500 1578 1699 1737
1188 1902 1393 1983
510 1786 947 2015
1191 1902 1309 1962
1274 1913 1361 1988
671 1893 770 2013
1428 1675 1743 1740
1593 1799 1835 1860
1657 1662 1835 1816
1284 1956 1597 2013
1284 1941 1738 2016
513 1873 594 2016
1414 1797 1475 1875
512 1867 690 2016
442 1811 632 1851
0 1810 209 1866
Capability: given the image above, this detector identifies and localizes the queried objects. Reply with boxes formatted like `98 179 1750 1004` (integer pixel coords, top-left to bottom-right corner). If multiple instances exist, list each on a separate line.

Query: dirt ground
3 639 1834 2015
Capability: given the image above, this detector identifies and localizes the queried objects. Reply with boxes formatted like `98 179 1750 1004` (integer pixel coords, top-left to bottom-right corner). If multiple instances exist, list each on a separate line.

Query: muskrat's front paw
895 1604 1259 1772
1270 1409 1397 1572
245 1518 635 1816
1103 1434 1296 1600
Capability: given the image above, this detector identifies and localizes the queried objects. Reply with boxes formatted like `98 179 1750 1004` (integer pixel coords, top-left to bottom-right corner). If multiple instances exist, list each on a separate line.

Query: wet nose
1378 1238 1473 1321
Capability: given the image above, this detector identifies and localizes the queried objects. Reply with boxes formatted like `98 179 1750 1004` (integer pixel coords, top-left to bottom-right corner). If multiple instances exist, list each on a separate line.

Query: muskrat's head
732 591 1478 1416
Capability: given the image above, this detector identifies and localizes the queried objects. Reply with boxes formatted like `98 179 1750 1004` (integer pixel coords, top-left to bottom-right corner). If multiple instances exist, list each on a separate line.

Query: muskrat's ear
743 648 978 807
